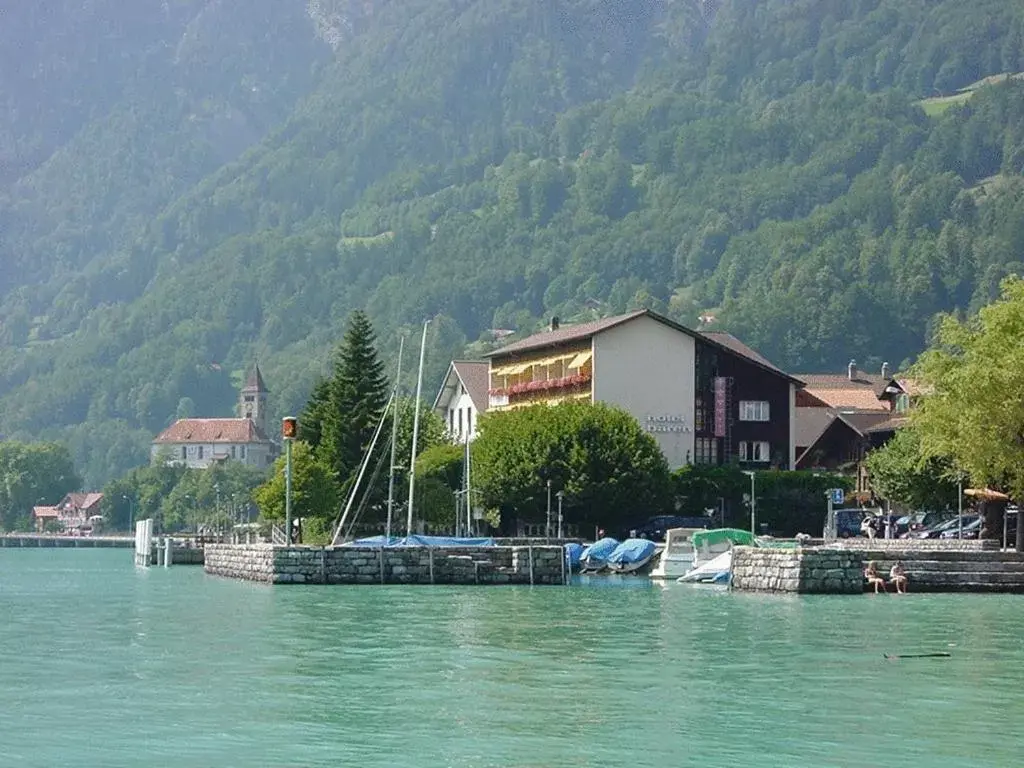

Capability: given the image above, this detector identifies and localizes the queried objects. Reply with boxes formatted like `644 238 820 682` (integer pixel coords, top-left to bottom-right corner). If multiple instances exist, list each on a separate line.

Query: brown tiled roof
453 361 489 412
699 331 787 376
488 309 803 383
153 418 271 444
64 492 104 510
794 408 836 449
33 506 60 518
796 373 892 411
487 310 647 357
864 415 909 434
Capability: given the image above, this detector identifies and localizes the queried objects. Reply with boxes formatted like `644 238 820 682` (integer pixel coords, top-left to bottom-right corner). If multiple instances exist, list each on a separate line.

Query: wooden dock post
164 536 172 568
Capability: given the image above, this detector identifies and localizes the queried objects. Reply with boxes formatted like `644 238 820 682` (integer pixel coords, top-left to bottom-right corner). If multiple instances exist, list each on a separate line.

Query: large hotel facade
462 309 802 470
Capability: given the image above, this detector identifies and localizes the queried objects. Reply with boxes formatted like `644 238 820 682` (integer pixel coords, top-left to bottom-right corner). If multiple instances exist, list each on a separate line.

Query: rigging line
344 433 393 542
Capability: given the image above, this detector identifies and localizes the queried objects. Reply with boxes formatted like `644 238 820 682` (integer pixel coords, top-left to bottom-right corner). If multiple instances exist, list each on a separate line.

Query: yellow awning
492 362 530 376
567 350 593 369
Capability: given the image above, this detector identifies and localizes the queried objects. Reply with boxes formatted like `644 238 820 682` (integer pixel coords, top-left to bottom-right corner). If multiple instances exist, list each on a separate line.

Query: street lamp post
743 471 756 536
957 474 964 540
122 495 135 534
546 480 552 538
556 491 564 539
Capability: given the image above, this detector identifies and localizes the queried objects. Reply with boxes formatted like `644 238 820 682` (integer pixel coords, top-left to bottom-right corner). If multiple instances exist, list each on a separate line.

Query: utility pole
556 491 564 539
546 480 552 538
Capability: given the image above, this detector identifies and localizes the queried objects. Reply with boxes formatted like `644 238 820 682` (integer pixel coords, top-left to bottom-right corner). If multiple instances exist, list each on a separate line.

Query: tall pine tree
316 311 390 494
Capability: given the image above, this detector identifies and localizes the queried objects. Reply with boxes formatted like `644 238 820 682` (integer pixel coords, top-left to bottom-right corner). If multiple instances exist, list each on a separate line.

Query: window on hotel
694 437 718 465
458 409 463 435
739 441 771 462
231 445 237 459
695 397 706 432
468 409 473 435
198 446 204 460
449 409 455 434
739 400 770 421
181 446 187 460
240 446 246 460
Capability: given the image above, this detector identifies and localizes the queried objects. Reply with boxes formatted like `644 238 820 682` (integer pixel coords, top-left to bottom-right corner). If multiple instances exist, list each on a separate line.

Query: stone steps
870 559 1024 574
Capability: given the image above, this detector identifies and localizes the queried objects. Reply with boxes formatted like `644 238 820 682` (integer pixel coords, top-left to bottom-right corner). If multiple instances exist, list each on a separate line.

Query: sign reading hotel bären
645 414 691 433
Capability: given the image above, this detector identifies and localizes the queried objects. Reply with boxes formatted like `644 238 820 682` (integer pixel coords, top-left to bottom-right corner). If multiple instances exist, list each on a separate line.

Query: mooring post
164 536 172 567
429 548 435 584
561 547 567 586
379 546 385 585
528 545 535 585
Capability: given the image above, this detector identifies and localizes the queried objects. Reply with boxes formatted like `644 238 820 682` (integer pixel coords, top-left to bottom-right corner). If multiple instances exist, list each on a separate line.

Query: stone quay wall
731 547 862 594
205 544 567 585
733 542 1024 594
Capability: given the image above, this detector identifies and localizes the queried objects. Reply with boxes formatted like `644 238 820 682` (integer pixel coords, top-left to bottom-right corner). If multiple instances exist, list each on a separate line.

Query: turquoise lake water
2 549 1021 767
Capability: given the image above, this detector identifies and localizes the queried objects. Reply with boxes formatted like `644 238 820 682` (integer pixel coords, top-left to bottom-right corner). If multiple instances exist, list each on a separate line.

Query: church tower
240 363 269 435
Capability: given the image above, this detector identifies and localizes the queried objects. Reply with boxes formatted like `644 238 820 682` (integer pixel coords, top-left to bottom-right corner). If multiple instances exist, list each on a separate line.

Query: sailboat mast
385 336 404 542
464 431 471 537
406 319 430 537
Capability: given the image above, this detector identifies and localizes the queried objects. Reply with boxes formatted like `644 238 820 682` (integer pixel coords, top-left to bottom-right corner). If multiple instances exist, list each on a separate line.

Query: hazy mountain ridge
1 0 1023 487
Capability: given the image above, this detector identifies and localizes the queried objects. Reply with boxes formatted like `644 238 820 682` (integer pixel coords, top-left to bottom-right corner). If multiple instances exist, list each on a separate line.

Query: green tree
252 440 339 529
316 311 390 493
472 402 672 532
0 441 81 531
863 428 958 511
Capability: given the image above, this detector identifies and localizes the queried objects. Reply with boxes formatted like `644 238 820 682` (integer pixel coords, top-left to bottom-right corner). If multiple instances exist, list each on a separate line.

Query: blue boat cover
607 538 657 564
580 537 619 563
564 542 584 568
345 535 495 548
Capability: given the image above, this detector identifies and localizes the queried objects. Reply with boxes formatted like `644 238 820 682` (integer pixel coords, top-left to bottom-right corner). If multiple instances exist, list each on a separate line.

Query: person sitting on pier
864 561 886 593
889 562 908 594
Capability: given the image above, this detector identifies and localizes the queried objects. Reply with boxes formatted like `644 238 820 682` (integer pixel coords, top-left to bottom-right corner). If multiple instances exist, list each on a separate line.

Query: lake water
2 549 1021 767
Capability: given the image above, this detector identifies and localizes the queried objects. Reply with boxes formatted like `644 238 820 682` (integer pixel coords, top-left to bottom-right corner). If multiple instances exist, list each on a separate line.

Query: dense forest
2 0 1024 487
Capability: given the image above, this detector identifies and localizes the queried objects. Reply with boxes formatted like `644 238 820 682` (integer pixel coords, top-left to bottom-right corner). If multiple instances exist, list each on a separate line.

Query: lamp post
556 491 564 539
282 417 298 544
743 471 756 536
122 495 135 534
957 474 964 540
546 480 552 538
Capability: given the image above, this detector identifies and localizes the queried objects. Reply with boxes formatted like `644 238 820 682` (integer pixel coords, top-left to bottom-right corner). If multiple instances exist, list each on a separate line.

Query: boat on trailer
606 538 658 573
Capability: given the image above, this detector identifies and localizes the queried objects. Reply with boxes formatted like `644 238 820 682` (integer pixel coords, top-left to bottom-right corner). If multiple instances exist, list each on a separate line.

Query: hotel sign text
645 414 692 433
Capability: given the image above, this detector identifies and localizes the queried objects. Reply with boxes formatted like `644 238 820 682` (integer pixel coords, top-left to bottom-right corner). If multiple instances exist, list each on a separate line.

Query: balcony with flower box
488 372 592 408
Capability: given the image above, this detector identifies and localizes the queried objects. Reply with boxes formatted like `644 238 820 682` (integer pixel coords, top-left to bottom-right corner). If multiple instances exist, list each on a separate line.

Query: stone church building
151 365 278 469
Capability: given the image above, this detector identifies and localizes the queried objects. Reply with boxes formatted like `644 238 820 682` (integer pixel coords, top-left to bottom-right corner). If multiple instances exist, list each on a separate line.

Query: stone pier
731 539 1024 594
204 544 568 585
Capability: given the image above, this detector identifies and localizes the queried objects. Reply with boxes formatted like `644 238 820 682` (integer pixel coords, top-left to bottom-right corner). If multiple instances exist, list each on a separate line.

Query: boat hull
607 552 655 574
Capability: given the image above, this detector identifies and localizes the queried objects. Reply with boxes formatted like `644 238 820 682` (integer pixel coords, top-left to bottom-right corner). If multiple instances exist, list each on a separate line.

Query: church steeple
240 363 268 435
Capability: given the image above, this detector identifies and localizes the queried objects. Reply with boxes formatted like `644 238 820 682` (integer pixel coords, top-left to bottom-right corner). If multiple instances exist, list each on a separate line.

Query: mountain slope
1 0 1023 487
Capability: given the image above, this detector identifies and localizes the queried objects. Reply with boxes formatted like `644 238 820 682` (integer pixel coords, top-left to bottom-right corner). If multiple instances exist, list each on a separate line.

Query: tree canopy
863 427 959 511
472 402 672 532
912 276 1024 499
0 441 81 531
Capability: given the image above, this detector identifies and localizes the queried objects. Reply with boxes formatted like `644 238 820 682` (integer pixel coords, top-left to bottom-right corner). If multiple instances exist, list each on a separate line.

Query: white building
485 310 801 470
151 364 278 469
432 360 489 443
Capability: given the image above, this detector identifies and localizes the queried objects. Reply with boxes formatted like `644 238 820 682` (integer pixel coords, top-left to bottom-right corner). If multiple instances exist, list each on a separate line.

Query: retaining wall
204 544 567 585
829 538 999 552
732 542 1024 594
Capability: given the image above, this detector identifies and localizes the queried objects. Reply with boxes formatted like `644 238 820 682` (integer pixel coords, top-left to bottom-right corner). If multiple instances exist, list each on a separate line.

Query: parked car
630 515 712 541
900 511 957 537
909 515 979 539
939 517 982 539
834 509 866 538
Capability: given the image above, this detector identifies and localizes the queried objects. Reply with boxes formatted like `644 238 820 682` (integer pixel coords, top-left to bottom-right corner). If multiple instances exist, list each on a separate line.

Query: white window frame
739 400 770 422
739 440 771 462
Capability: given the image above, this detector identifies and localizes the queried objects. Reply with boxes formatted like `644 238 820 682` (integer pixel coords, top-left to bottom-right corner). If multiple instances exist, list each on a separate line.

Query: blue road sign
830 488 845 505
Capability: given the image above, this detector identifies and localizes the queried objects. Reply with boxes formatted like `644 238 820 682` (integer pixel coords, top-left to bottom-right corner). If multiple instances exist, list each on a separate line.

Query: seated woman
864 560 886 593
889 562 908 594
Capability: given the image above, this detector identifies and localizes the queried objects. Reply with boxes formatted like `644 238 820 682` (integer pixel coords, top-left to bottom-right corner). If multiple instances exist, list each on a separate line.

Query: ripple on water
0 551 1020 768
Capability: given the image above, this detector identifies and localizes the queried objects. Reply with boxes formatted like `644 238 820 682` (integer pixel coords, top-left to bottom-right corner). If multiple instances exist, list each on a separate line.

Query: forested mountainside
2 0 1024 487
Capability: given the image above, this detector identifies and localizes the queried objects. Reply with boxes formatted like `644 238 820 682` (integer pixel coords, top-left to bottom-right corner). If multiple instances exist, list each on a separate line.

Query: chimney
881 361 890 380
847 359 857 381
549 316 560 332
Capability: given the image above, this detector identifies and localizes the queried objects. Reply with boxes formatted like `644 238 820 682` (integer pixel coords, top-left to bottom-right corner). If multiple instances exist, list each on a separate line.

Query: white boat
648 527 709 580
650 527 757 580
678 549 733 584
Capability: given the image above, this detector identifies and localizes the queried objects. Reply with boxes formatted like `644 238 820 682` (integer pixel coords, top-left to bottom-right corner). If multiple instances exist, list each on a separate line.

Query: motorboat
651 527 756 580
648 527 711 580
678 550 733 584
606 538 658 573
579 537 619 572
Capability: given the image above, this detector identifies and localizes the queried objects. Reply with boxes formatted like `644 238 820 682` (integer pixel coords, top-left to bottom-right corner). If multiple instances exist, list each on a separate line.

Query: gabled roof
432 360 490 413
243 363 268 392
795 410 892 467
796 373 896 412
153 418 271 444
63 492 104 511
794 407 836 449
487 309 803 384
